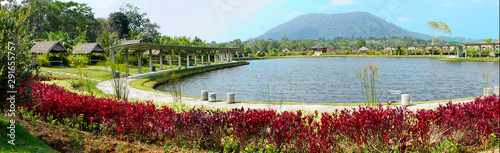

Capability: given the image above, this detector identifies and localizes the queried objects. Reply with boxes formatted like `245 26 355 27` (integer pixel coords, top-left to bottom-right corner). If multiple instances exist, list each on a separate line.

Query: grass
0 117 58 153
439 57 499 62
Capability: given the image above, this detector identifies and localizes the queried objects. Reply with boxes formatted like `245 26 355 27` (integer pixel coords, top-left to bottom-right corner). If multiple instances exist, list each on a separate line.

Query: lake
156 57 500 103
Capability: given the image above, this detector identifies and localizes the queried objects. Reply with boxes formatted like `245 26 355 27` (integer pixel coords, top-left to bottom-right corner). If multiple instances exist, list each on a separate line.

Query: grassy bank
439 57 499 62
0 117 58 152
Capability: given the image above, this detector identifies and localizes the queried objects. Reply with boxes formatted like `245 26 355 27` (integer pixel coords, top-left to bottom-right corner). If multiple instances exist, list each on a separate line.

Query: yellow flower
266 145 270 148
492 133 497 138
230 138 233 141
245 147 249 151
90 139 93 142
193 141 197 143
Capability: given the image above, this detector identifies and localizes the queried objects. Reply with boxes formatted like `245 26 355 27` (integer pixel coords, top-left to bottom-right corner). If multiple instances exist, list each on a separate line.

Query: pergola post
125 49 129 74
159 50 163 69
214 50 217 64
390 47 392 55
448 46 451 55
201 50 204 65
178 50 182 69
149 49 153 71
431 46 434 55
111 49 115 64
137 51 142 74
440 46 443 55
479 45 482 58
464 45 467 58
414 47 417 55
169 49 173 68
208 50 211 65
406 47 409 56
194 50 197 66
186 50 189 69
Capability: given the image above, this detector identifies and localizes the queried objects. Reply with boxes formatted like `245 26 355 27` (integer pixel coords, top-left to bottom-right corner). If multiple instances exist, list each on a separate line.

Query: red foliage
23 80 500 152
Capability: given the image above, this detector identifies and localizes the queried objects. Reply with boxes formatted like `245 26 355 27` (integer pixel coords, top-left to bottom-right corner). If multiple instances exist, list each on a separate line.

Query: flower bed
22 80 499 152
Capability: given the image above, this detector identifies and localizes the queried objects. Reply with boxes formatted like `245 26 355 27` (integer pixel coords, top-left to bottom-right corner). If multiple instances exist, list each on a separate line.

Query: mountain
254 12 432 40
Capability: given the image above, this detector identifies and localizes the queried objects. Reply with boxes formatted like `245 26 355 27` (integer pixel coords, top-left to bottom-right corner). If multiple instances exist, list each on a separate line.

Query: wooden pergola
72 43 106 62
29 41 69 65
106 41 240 74
389 41 500 57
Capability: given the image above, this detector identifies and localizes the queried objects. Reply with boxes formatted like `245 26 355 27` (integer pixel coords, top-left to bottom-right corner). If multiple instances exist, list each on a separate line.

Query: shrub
21 77 500 152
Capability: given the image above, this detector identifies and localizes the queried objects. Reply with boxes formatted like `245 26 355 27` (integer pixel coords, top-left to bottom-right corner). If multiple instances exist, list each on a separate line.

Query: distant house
256 51 265 57
311 43 327 54
281 48 290 52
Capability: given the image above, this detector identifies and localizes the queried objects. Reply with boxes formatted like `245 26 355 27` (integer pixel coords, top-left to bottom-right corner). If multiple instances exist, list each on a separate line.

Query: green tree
482 37 492 43
1 2 36 110
356 39 366 49
425 21 451 45
96 30 120 48
108 12 130 39
119 3 160 43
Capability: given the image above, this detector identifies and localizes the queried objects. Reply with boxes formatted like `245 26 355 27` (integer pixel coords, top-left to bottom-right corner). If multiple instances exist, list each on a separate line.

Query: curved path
96 63 474 112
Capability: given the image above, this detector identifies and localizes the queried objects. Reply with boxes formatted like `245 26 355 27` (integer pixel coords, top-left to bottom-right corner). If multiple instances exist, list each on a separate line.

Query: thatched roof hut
311 43 327 49
29 41 68 54
281 48 290 52
72 43 105 54
358 46 369 52
311 43 327 54
256 51 265 57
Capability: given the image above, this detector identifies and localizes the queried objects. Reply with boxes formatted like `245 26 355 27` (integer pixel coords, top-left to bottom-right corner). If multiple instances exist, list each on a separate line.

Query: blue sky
60 0 499 42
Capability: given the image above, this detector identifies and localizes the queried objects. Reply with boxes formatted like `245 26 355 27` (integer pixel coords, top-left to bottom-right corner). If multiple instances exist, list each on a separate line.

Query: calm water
156 58 500 103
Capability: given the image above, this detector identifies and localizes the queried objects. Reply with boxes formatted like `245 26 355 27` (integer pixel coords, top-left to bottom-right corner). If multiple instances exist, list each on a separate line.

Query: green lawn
0 118 58 153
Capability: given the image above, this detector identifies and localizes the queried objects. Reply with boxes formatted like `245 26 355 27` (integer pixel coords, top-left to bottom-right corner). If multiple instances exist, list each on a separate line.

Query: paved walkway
96 63 474 112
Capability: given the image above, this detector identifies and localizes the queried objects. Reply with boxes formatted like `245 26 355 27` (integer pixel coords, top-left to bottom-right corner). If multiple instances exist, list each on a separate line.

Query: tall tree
425 21 451 45
108 12 130 39
119 3 160 42
356 39 366 49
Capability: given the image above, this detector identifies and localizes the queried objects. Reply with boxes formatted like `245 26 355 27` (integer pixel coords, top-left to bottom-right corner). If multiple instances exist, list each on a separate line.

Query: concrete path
96 63 474 112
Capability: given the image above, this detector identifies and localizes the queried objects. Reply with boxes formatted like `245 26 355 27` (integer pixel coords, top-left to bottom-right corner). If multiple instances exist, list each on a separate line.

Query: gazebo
29 41 69 65
72 43 106 62
311 43 327 54
358 46 369 52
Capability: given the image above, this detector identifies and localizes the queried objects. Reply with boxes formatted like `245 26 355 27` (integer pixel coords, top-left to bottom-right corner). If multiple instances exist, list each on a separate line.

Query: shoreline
235 55 499 62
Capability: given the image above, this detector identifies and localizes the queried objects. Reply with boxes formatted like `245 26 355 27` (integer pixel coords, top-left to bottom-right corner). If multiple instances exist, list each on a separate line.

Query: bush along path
19 76 500 152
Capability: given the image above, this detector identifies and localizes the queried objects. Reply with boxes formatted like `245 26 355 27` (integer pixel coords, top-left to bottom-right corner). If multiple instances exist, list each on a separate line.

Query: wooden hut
311 43 327 54
72 43 106 62
281 48 290 52
29 41 68 65
256 51 265 57
358 46 369 52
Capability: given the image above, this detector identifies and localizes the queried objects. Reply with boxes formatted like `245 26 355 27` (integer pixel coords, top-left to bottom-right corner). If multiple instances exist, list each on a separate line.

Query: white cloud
318 5 329 11
396 17 414 22
330 0 358 6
